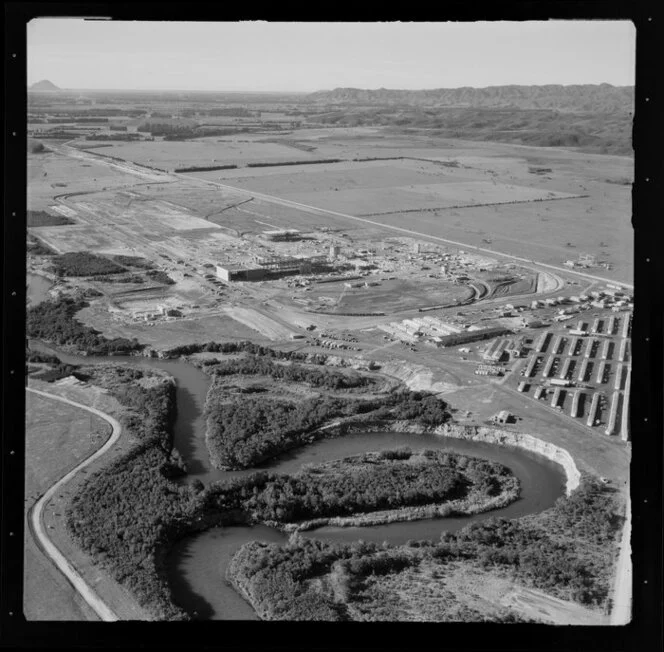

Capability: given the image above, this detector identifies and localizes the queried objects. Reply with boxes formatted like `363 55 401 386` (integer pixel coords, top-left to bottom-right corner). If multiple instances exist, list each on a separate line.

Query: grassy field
80 139 316 169
176 132 631 281
27 149 143 211
24 391 111 621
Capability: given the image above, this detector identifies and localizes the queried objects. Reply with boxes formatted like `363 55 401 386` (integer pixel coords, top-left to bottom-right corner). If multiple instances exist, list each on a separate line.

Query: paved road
52 143 632 290
26 387 120 622
610 495 632 624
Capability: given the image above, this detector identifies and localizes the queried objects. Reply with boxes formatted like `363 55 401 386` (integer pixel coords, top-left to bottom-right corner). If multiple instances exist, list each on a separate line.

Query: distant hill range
308 84 634 113
29 80 61 92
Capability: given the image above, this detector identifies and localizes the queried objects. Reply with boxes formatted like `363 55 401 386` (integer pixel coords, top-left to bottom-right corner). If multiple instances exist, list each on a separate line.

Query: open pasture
81 139 317 169
27 150 143 210
192 133 632 282
201 160 473 190
263 180 576 217
370 188 632 283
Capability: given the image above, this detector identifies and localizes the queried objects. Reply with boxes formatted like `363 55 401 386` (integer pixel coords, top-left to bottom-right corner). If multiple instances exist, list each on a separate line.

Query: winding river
29 339 566 621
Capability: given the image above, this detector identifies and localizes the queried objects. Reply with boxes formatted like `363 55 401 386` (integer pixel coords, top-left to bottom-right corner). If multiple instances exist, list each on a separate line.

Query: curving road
26 387 121 622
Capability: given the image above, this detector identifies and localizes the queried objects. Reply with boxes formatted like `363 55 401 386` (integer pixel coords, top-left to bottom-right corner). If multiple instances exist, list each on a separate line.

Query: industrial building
506 339 525 359
550 387 563 408
542 355 556 378
552 335 565 355
584 338 596 358
586 392 601 427
600 339 612 360
559 357 573 380
524 355 539 378
216 263 265 282
595 361 607 384
491 410 515 425
618 338 629 362
261 229 301 241
605 392 621 436
482 338 509 363
216 253 330 282
254 254 329 275
550 377 572 388
433 327 511 348
567 337 580 356
534 331 551 353
621 368 631 440
621 315 631 338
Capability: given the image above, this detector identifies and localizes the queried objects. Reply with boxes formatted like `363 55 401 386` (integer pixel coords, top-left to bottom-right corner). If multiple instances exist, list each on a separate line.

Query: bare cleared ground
222 305 298 340
340 558 607 623
77 303 265 348
304 277 473 314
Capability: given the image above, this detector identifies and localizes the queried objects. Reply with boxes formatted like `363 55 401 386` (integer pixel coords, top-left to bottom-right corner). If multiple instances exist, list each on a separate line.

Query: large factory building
216 264 265 282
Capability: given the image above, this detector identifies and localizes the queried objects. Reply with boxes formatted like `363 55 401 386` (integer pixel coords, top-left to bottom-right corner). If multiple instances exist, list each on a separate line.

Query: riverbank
278 485 519 532
317 418 581 496
228 474 622 622
26 378 160 621
26 344 592 623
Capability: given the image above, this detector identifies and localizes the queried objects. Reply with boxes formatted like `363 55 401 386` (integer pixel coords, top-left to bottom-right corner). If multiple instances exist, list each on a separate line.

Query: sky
27 19 636 92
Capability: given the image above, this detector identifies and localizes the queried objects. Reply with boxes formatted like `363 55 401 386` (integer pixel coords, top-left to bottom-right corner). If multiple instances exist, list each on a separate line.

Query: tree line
205 355 374 390
228 476 622 620
27 298 143 355
205 383 451 470
51 252 125 277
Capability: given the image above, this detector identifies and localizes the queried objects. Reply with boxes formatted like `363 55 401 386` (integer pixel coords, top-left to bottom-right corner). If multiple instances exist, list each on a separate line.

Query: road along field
26 388 121 621
24 391 112 621
177 135 631 284
78 138 318 169
25 378 163 621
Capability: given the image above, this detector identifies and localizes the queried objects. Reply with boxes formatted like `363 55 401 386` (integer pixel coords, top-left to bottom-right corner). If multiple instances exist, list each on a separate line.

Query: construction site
25 80 635 629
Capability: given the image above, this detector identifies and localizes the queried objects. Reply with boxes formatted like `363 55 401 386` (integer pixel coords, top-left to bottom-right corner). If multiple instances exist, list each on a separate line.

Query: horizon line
27 81 634 95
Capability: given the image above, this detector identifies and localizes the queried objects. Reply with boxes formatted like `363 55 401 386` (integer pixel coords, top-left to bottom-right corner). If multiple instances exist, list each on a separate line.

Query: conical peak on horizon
29 79 61 92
